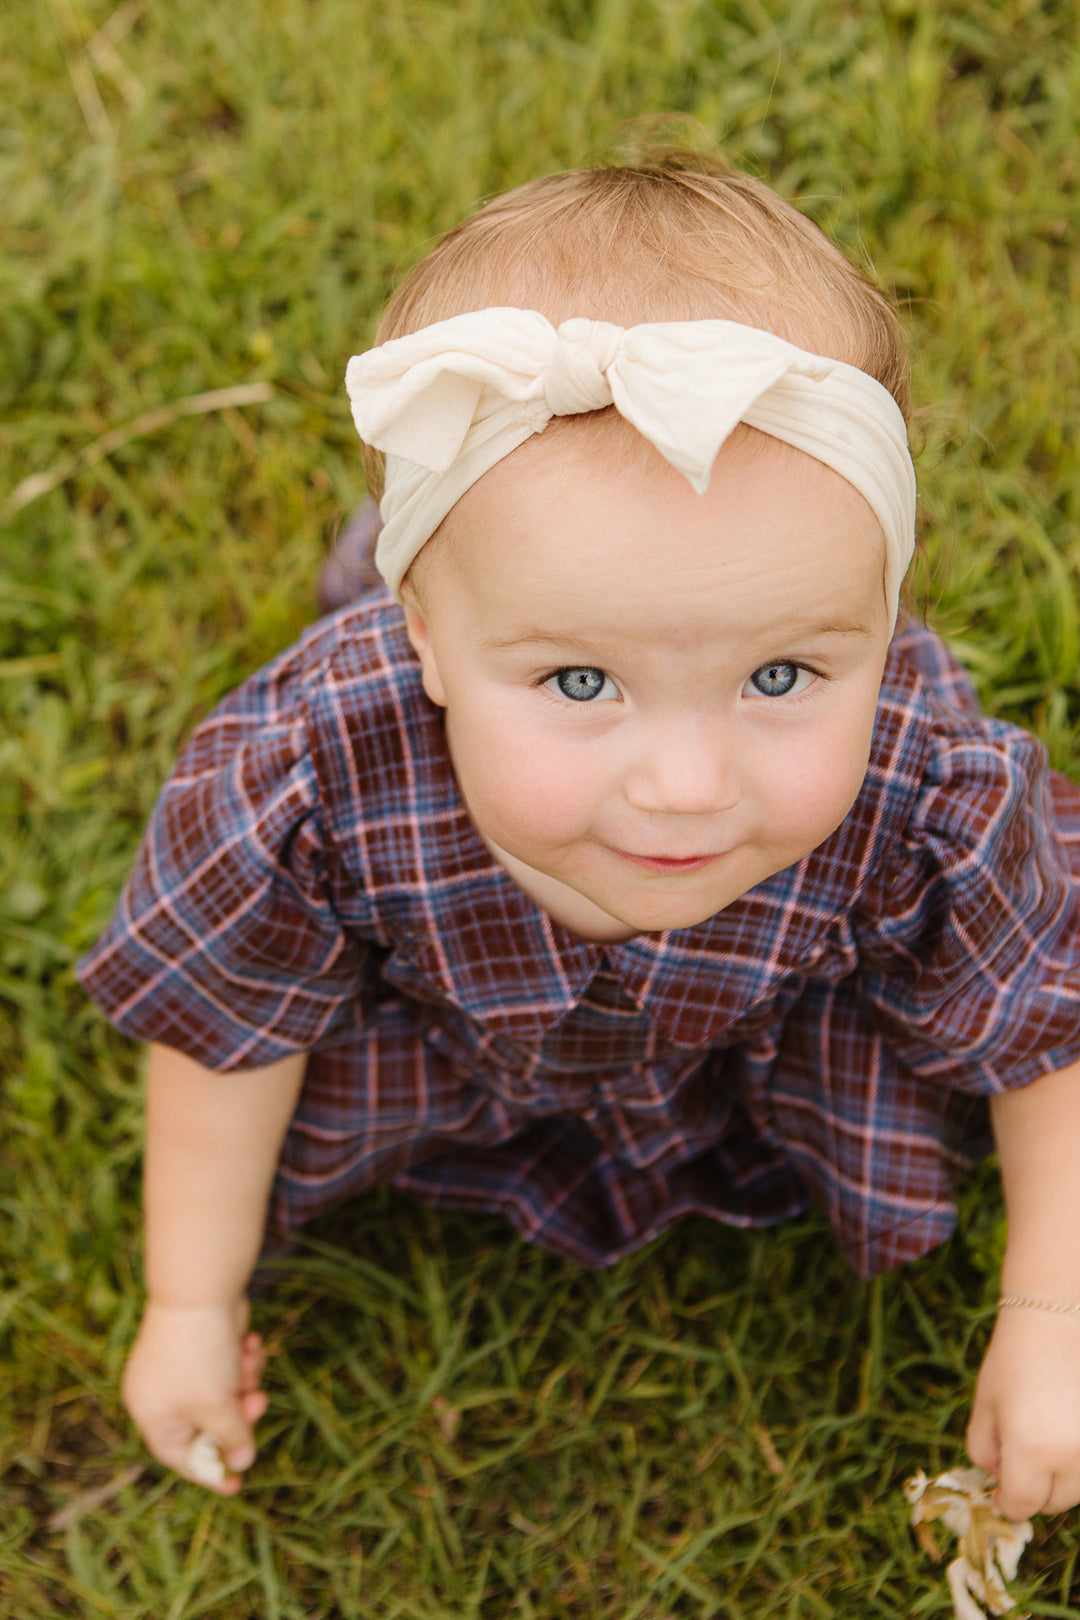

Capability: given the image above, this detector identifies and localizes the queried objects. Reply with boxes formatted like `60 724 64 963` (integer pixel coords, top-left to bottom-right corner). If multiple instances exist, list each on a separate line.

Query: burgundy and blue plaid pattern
78 594 1080 1277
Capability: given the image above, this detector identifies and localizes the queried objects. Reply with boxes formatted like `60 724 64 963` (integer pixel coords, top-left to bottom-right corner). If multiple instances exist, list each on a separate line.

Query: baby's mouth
611 850 722 873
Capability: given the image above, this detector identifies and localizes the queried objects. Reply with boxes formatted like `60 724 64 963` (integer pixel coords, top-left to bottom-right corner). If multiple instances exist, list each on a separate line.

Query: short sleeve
78 650 373 1071
854 712 1080 1093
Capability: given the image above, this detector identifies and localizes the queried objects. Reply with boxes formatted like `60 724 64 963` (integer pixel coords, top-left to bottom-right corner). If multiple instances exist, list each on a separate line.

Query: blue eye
547 667 619 702
747 662 809 697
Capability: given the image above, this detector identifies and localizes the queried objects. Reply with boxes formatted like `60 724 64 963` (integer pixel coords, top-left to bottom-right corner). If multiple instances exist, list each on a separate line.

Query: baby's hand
121 1298 268 1494
967 1305 1080 1518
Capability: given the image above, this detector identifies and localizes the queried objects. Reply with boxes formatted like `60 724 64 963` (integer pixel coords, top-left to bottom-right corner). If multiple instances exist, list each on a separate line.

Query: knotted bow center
541 318 623 416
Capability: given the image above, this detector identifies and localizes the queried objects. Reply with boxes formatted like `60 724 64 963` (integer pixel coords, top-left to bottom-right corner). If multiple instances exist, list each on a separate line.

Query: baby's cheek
476 730 598 848
784 729 872 841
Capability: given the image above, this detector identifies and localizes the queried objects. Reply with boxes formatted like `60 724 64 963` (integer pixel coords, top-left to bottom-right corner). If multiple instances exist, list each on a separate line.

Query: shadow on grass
3 1173 1077 1617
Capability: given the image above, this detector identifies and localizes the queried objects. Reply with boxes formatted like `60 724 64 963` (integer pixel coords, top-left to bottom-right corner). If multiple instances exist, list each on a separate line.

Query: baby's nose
625 715 740 816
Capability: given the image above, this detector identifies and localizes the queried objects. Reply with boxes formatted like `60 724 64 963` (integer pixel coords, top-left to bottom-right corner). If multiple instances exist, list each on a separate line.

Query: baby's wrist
998 1244 1080 1303
143 1295 247 1319
997 1293 1080 1323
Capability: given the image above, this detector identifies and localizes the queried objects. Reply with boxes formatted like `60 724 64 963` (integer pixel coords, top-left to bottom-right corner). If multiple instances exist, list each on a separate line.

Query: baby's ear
399 586 448 708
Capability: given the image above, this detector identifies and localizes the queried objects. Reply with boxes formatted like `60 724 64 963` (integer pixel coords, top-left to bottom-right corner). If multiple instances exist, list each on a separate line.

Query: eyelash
538 667 622 705
745 660 824 702
536 661 828 705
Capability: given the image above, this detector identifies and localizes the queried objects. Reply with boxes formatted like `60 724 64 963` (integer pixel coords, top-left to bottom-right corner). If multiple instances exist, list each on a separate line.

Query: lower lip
614 851 719 873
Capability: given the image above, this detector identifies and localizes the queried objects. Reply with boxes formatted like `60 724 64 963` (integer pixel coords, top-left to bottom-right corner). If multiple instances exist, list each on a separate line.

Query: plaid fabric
78 592 1080 1277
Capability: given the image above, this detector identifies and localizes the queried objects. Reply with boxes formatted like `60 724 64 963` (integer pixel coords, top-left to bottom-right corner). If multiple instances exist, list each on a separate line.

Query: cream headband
345 308 916 617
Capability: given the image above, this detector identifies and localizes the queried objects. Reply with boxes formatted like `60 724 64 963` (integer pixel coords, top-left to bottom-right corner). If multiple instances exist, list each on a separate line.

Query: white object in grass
186 1433 227 1487
904 1466 1033 1620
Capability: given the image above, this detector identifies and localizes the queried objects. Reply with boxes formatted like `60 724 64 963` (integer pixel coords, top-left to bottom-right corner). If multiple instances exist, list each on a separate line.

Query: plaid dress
78 593 1080 1277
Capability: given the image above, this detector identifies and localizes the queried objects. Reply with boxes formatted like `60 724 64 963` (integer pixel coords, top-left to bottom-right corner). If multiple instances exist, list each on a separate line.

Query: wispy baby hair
361 151 910 501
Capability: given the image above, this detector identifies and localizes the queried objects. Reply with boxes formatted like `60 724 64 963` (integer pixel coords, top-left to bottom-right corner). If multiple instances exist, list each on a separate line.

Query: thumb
199 1401 258 1471
966 1403 1000 1478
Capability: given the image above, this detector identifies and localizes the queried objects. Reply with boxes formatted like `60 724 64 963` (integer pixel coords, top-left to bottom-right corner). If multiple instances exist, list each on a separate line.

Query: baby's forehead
444 416 859 547
418 428 889 644
444 413 785 530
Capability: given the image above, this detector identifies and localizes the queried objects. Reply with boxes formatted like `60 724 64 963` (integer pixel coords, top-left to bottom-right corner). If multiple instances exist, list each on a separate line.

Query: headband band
345 308 916 617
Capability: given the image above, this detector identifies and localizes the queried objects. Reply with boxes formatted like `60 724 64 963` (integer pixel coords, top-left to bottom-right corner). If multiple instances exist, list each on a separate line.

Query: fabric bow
345 307 915 611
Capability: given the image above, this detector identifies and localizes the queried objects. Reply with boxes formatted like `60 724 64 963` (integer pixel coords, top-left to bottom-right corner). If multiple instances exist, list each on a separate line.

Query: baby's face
402 426 893 939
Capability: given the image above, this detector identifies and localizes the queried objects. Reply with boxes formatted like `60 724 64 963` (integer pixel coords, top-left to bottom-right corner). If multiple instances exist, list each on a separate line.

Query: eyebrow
479 631 623 655
479 621 876 653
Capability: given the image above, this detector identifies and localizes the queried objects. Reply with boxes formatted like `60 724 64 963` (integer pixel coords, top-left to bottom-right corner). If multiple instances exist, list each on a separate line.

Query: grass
1 0 1079 1612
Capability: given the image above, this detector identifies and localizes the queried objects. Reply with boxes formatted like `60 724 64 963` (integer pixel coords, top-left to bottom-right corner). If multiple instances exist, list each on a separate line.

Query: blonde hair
362 153 909 501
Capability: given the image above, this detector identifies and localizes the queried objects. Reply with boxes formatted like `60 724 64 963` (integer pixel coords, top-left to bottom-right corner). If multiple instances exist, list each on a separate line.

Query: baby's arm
121 1043 306 1494
967 1056 1080 1516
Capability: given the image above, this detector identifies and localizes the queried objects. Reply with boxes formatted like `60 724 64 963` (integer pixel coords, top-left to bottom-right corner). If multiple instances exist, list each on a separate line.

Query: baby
78 155 1080 1517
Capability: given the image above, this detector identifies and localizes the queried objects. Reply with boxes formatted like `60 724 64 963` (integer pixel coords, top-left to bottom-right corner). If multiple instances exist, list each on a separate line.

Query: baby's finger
188 1403 257 1480
992 1456 1053 1522
138 1413 200 1478
964 1409 1000 1478
136 1420 239 1495
238 1331 266 1392
1040 1465 1080 1517
240 1388 268 1425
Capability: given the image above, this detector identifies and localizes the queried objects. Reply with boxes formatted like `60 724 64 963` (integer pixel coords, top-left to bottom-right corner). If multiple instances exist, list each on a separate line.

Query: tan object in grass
904 1466 1033 1620
4 383 274 515
185 1433 228 1488
45 1463 144 1531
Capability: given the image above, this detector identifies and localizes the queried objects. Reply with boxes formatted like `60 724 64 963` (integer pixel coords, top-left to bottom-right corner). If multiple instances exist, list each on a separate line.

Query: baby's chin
491 837 759 939
570 879 735 936
608 896 729 934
